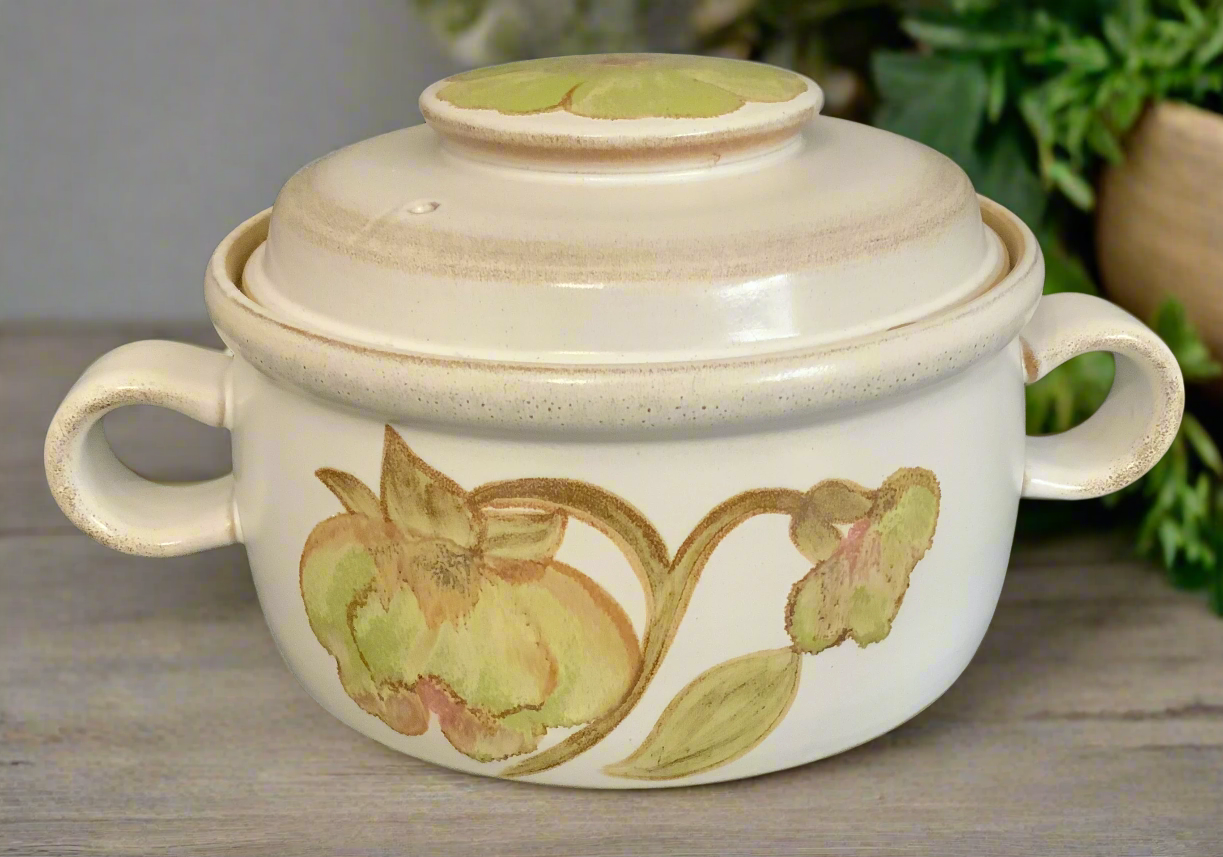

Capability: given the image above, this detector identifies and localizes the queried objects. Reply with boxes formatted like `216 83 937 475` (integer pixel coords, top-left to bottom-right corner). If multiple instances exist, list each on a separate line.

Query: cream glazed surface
46 54 1184 787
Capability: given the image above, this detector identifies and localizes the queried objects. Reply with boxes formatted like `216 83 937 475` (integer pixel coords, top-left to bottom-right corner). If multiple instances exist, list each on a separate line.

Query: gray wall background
1 0 459 321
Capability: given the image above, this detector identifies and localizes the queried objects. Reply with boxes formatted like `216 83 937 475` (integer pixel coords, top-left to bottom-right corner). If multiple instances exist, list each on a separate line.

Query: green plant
882 0 1223 211
871 0 1223 612
1106 302 1223 613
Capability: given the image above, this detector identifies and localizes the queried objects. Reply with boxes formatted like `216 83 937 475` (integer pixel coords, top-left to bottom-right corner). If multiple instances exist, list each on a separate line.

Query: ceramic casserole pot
45 54 1185 788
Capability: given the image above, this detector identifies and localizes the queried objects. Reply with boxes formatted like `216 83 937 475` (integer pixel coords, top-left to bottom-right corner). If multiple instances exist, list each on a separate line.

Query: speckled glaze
46 54 1184 789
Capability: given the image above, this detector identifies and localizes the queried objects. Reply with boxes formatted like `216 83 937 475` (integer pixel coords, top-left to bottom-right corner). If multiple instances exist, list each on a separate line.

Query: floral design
299 427 639 762
785 469 940 654
605 468 940 781
434 53 807 120
300 427 939 781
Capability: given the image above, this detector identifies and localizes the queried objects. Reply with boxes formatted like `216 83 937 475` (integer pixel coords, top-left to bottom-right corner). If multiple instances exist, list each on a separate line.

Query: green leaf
1050 36 1112 71
1040 232 1099 295
1039 72 1095 114
1169 555 1210 589
1103 14 1133 54
1063 104 1094 161
605 648 802 781
1182 414 1223 475
1025 235 1113 435
1211 543 1223 614
1152 299 1223 381
1158 517 1183 568
1145 20 1200 69
1024 351 1115 434
1086 119 1126 163
969 134 1046 226
1047 159 1097 209
986 60 1007 123
872 52 990 164
1018 89 1056 170
1104 83 1148 132
901 18 1033 52
1193 16 1223 66
1176 0 1205 31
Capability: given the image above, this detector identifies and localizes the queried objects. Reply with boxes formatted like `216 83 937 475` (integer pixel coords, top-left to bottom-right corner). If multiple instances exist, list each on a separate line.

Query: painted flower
434 53 807 120
785 469 940 654
299 426 640 762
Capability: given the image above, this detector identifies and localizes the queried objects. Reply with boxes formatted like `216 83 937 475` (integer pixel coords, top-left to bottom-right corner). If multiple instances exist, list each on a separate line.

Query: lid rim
272 125 978 282
267 57 995 358
243 222 1007 364
424 110 816 171
206 198 1043 435
417 54 823 168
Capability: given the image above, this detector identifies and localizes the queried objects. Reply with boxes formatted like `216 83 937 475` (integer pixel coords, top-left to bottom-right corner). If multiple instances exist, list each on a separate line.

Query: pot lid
243 53 1003 364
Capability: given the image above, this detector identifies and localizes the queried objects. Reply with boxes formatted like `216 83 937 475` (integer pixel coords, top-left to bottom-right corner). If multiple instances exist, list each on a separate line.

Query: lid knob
419 53 822 173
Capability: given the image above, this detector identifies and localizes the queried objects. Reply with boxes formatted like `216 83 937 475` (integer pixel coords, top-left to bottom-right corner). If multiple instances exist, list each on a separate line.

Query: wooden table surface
3 325 1222 857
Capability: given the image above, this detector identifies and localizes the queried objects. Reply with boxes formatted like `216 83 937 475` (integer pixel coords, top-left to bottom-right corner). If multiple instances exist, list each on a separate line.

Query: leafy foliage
878 0 1223 210
870 0 1223 613
1105 302 1223 612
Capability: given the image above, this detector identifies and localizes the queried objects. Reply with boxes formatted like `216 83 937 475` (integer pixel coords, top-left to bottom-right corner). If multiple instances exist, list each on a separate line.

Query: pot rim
204 196 1043 436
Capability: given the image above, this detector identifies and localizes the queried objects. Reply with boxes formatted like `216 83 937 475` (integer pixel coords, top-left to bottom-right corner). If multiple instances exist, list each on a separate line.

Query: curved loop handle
1022 293 1185 500
45 340 240 556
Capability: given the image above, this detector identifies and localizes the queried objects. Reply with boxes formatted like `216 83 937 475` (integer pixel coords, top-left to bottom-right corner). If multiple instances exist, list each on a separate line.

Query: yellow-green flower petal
420 576 559 715
876 471 941 571
415 677 548 762
443 55 581 82
437 68 586 114
396 537 485 627
846 586 893 645
301 427 642 763
788 479 875 564
789 516 840 566
786 468 940 654
314 468 381 518
349 575 557 718
357 685 429 736
683 56 809 103
349 556 638 728
509 562 640 727
348 585 438 687
432 54 806 120
299 514 398 700
482 507 566 565
568 70 745 119
785 535 869 654
801 479 875 523
379 426 479 548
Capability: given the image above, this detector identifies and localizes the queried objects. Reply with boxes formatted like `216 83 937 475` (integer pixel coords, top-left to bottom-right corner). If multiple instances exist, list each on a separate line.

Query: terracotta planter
1097 101 1223 358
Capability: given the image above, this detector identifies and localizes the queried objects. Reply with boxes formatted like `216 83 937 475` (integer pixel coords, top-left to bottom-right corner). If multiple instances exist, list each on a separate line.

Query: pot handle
44 340 240 556
1021 293 1185 500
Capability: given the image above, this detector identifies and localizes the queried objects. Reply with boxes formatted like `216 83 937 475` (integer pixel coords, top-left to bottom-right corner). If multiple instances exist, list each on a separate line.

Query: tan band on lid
418 54 823 172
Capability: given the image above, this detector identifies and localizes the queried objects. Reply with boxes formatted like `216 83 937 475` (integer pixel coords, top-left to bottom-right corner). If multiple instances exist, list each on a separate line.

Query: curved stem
660 489 805 649
481 480 803 779
469 478 670 611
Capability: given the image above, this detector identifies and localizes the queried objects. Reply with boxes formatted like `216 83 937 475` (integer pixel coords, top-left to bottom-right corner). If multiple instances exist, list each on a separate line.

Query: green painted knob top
418 53 822 172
